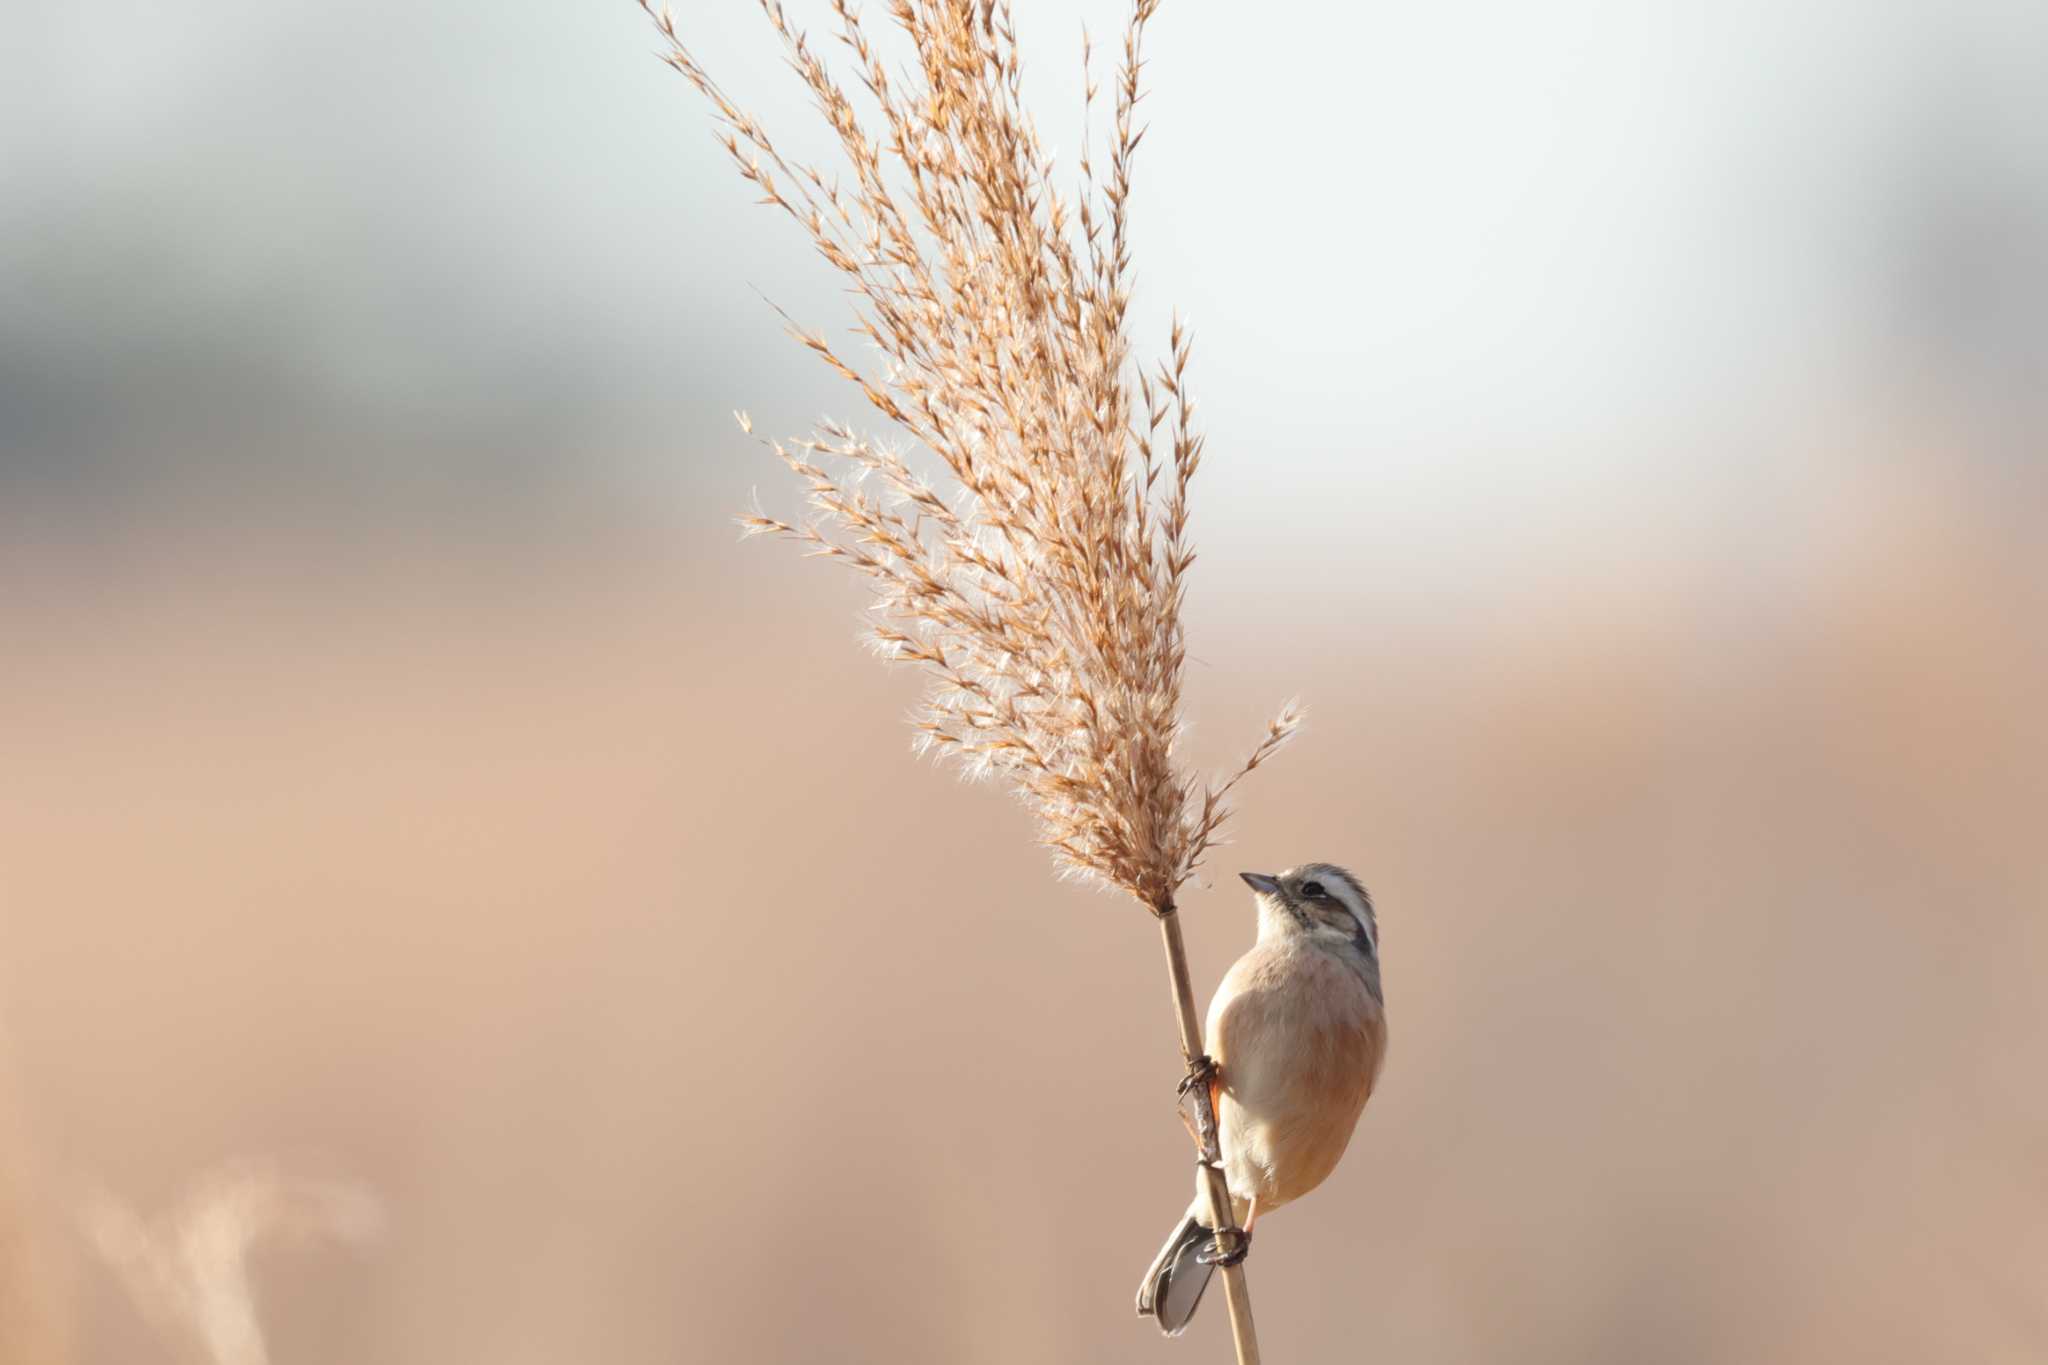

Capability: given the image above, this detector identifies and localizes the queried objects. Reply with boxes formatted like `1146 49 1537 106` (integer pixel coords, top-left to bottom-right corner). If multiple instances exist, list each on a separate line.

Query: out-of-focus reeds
641 2 1292 1356
83 1162 381 1365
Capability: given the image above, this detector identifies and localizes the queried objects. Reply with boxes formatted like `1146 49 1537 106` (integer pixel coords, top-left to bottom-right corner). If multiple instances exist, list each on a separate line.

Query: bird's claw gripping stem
1197 1225 1250 1267
1175 1054 1221 1148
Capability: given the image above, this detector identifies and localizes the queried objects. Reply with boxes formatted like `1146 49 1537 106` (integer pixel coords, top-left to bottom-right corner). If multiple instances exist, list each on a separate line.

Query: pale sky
4 1 2042 588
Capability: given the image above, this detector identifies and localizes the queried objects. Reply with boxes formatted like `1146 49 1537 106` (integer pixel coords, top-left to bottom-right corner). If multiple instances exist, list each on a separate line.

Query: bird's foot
1196 1225 1250 1268
1175 1057 1218 1147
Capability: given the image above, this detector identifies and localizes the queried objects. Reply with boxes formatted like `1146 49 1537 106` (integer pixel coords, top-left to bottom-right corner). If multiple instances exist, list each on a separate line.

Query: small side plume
81 1160 381 1365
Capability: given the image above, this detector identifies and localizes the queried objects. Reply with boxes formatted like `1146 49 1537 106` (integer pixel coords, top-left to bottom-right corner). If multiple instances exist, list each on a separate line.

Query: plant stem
1154 901 1261 1365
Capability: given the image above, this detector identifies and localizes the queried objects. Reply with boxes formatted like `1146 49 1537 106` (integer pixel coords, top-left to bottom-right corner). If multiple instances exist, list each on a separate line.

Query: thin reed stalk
640 3 1295 1356
1158 901 1260 1363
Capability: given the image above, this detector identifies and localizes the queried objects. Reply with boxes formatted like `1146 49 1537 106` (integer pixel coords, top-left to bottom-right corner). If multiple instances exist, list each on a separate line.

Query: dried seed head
646 0 1297 907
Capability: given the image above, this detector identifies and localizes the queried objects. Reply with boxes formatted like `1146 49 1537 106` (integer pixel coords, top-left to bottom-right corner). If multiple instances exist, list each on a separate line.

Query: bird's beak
1239 871 1283 896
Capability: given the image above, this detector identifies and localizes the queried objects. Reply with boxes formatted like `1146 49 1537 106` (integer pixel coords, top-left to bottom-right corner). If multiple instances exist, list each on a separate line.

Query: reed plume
643 2 1294 1357
84 1161 381 1365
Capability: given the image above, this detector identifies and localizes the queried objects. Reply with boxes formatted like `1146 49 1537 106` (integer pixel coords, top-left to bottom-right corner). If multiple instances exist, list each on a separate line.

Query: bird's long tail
1134 1202 1213 1337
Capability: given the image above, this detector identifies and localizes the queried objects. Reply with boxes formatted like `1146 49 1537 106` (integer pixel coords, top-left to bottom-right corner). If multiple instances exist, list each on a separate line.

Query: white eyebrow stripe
1299 863 1375 952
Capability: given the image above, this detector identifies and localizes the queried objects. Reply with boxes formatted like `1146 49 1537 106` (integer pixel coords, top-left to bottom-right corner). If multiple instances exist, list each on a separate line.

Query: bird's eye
1300 881 1325 899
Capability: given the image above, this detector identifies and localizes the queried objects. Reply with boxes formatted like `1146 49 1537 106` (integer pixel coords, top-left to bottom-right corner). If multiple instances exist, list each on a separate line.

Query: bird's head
1239 863 1379 985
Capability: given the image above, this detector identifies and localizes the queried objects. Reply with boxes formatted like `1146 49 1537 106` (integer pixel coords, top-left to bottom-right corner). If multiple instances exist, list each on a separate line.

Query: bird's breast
1207 944 1386 1210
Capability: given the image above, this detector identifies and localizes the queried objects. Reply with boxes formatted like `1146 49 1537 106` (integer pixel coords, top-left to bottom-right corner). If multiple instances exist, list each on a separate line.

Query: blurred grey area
4 2 2042 543
1 3 2045 1364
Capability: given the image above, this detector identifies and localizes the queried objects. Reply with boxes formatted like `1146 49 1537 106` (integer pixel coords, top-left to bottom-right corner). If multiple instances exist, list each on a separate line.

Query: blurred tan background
2 2 2044 1362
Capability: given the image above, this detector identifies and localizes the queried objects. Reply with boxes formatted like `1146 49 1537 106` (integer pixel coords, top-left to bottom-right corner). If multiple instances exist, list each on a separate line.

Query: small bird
1136 863 1388 1335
